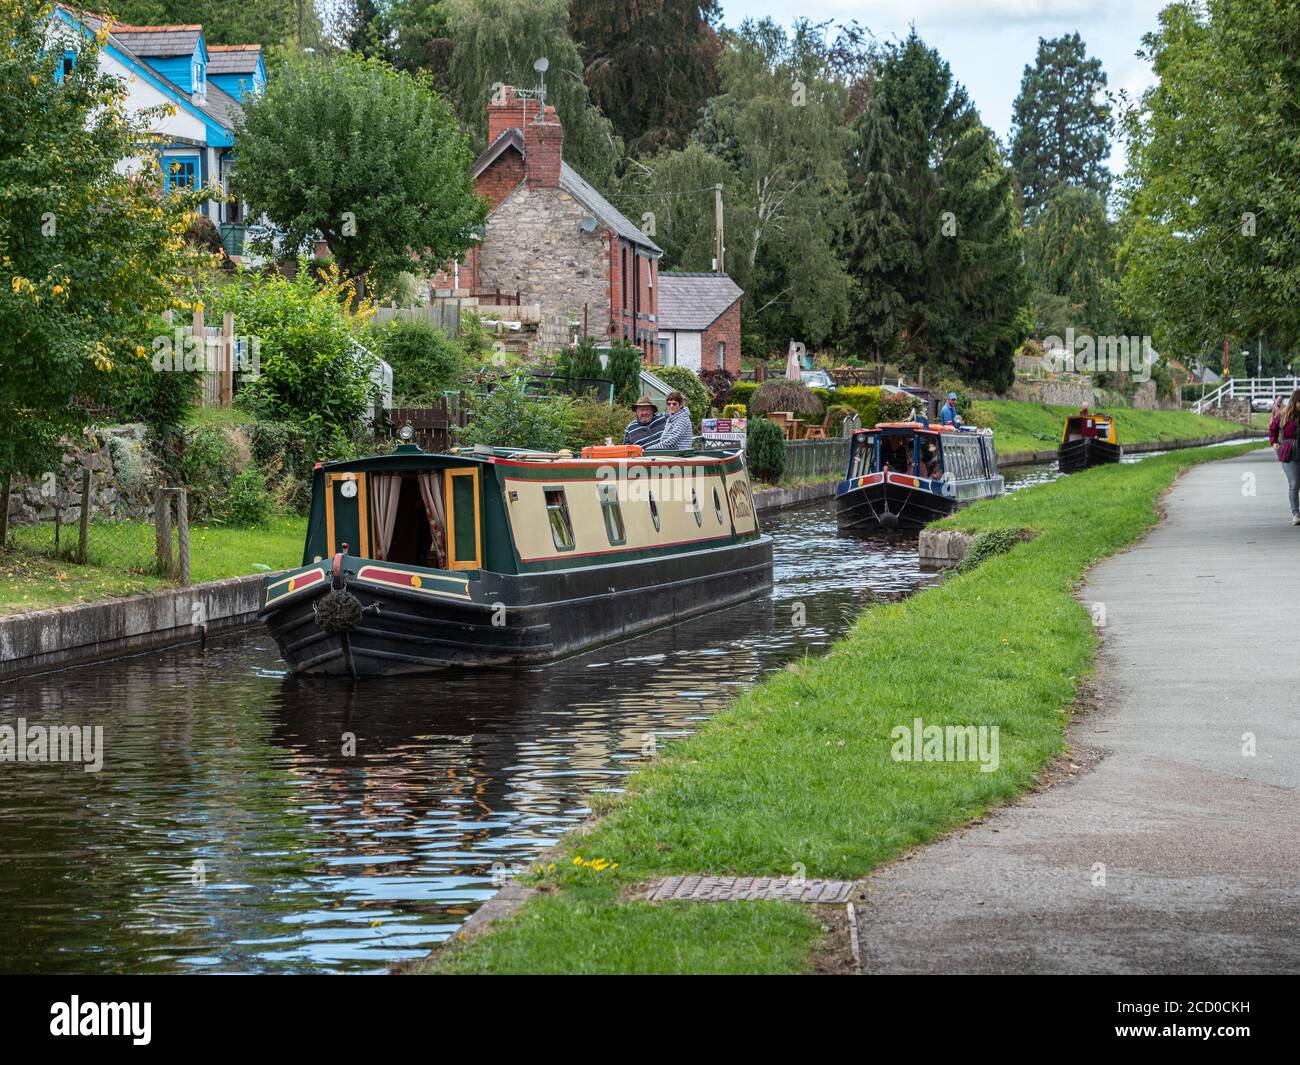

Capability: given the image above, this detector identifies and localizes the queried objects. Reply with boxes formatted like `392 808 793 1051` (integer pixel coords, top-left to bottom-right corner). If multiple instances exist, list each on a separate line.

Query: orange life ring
580 444 644 459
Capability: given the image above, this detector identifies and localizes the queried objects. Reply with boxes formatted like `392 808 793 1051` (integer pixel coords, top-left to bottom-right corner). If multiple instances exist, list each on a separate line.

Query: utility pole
713 184 724 274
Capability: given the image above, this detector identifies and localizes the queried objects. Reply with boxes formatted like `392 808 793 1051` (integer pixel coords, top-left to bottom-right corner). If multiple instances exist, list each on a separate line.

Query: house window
544 488 575 551
598 483 626 545
163 156 198 190
717 341 725 367
658 337 670 365
621 246 628 310
647 490 660 532
57 51 76 82
192 57 205 93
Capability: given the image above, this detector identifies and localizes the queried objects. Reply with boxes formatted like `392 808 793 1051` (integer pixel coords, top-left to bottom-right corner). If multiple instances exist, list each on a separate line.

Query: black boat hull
1058 438 1122 473
836 481 958 532
260 538 774 677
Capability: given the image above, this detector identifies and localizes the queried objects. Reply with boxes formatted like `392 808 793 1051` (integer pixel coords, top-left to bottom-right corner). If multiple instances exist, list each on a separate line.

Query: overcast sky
718 0 1171 172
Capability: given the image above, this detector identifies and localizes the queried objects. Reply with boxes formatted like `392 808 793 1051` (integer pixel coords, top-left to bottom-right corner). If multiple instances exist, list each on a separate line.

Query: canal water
0 500 935 975
0 442 1250 974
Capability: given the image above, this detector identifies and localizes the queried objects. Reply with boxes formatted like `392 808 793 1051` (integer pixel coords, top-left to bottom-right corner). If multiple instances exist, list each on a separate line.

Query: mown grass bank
414 442 1264 975
979 400 1243 455
0 517 302 616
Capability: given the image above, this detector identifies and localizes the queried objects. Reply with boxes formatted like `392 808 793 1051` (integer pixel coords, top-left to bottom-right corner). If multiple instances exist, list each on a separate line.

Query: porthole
648 490 660 532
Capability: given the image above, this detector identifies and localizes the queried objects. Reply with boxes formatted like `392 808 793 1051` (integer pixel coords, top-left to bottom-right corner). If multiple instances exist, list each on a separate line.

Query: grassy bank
415 441 1263 975
978 400 1243 455
0 516 302 616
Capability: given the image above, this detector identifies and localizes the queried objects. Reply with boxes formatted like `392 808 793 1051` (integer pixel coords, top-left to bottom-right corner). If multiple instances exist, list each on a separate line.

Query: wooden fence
383 398 468 453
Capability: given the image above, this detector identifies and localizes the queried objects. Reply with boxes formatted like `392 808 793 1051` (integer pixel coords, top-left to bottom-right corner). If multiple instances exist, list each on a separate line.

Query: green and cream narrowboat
259 442 772 677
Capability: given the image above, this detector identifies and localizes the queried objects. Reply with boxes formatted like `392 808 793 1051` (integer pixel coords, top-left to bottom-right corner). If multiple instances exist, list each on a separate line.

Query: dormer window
54 50 75 84
192 56 205 95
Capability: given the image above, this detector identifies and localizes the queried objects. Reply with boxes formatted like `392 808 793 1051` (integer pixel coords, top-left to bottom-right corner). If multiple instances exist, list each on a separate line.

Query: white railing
1191 377 1300 413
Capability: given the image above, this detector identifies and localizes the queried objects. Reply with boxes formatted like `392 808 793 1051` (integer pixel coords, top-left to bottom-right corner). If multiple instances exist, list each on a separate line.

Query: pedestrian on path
1267 388 1300 524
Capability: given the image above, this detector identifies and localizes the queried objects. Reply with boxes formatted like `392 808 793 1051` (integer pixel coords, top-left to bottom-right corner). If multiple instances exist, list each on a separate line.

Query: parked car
1251 397 1277 412
801 370 837 390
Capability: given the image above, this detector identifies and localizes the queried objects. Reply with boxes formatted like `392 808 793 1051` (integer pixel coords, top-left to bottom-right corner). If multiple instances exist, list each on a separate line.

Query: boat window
648 490 661 532
598 483 626 545
690 488 703 527
713 486 724 523
544 488 575 551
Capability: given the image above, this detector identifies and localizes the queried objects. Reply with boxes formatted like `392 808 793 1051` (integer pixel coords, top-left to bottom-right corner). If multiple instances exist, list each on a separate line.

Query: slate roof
208 45 262 74
470 128 661 255
200 82 244 128
109 25 203 57
657 272 743 331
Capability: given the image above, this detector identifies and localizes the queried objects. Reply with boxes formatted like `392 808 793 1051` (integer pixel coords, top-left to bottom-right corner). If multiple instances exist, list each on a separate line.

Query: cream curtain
370 474 403 560
418 472 447 568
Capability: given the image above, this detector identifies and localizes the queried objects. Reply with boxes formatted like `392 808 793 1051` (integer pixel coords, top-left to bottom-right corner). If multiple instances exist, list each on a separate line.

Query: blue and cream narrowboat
835 421 1004 532
1058 411 1122 473
259 442 772 677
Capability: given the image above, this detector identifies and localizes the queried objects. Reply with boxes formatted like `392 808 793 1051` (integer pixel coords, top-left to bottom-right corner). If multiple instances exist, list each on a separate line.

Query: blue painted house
51 7 264 258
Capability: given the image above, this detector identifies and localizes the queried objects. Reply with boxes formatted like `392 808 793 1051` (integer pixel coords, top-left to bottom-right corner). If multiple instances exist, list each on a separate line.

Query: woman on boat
655 391 694 450
1267 389 1300 525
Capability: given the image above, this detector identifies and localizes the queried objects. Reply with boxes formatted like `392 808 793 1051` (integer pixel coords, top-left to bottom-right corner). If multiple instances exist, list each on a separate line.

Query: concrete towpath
854 448 1300 974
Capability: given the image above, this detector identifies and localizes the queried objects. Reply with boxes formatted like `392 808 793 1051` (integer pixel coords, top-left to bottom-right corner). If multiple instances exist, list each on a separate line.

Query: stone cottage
435 86 664 357
656 273 743 375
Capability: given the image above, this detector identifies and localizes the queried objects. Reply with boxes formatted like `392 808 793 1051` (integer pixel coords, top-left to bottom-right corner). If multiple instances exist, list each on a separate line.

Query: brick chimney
524 104 563 189
486 84 529 144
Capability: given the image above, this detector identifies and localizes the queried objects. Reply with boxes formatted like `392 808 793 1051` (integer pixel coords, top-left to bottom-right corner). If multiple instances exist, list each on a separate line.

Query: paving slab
854 449 1300 974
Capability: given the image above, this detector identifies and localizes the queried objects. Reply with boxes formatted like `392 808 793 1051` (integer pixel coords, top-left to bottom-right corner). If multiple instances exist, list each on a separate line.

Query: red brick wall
701 299 742 375
478 149 525 209
524 106 562 188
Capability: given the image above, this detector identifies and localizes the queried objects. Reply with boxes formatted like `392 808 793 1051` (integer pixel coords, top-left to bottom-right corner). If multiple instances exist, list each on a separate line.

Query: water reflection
0 501 935 974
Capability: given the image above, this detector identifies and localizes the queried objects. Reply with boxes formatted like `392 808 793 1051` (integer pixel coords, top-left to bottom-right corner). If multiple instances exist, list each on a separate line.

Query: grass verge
0 516 303 616
978 400 1245 454
414 442 1264 975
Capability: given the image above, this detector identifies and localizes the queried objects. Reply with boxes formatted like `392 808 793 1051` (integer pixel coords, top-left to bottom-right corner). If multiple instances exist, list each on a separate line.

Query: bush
178 425 251 522
369 316 468 403
812 386 880 428
934 379 972 416
698 367 738 409
248 420 314 512
457 375 572 452
729 381 757 411
965 401 996 428
749 380 823 418
957 528 1029 573
826 404 858 433
604 340 644 406
721 403 746 419
213 261 376 448
223 467 276 526
746 417 786 483
98 314 203 440
653 366 710 430
878 391 922 422
564 399 635 452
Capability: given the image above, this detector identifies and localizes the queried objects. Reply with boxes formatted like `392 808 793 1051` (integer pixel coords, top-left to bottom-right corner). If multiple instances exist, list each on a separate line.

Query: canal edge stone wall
752 481 837 515
0 574 271 681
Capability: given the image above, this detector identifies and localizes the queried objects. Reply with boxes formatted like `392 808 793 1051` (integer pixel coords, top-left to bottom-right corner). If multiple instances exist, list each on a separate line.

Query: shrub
653 366 710 430
457 375 572 452
721 403 746 419
935 379 972 416
746 417 786 483
811 386 880 427
749 379 823 418
213 260 376 448
826 404 858 434
879 392 920 422
604 340 644 406
248 420 314 512
965 401 996 428
698 367 738 409
223 467 276 526
564 399 635 452
729 381 757 411
178 425 251 522
368 316 468 403
957 528 1030 573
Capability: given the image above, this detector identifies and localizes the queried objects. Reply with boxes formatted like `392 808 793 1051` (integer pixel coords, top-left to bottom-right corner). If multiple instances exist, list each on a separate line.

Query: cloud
811 0 1116 26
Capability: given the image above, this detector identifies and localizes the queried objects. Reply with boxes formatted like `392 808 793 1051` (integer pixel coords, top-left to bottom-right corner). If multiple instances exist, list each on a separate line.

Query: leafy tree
1010 33 1112 215
213 262 376 452
385 0 453 81
105 0 310 50
456 375 572 451
1024 186 1117 336
744 416 785 482
846 31 1027 390
629 19 856 352
234 53 485 297
1 3 201 506
569 0 721 156
445 0 622 195
367 315 469 403
1118 0 1300 360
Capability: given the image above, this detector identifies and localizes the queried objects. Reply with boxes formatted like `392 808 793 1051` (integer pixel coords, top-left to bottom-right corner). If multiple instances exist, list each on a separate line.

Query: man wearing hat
939 391 961 427
623 395 668 448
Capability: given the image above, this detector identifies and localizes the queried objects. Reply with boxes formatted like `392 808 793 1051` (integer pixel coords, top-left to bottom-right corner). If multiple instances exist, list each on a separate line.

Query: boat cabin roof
313 442 743 476
853 421 992 438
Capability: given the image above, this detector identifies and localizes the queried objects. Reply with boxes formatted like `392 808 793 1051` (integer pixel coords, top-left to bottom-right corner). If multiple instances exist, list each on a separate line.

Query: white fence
1192 377 1300 414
